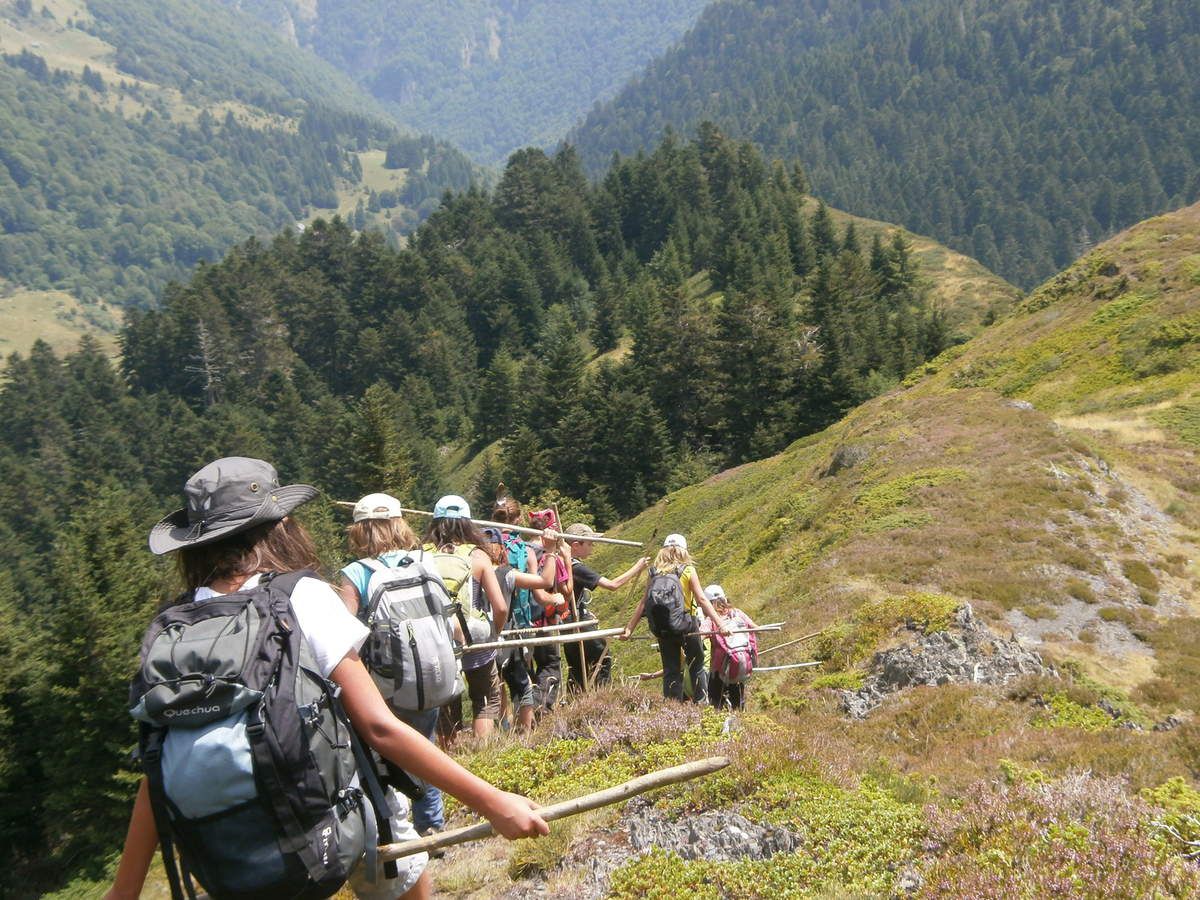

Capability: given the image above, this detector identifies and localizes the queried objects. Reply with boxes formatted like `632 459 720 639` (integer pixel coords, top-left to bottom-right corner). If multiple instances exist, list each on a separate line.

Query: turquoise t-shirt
340 549 424 614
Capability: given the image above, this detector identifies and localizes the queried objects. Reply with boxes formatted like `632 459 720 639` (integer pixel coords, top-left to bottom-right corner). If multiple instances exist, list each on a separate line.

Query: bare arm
621 584 650 638
513 553 556 590
334 652 547 839
597 556 649 591
335 577 362 618
690 571 729 634
103 779 158 900
473 550 508 632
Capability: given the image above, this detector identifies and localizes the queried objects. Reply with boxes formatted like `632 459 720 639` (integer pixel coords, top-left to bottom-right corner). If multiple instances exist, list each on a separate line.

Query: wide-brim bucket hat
148 457 318 555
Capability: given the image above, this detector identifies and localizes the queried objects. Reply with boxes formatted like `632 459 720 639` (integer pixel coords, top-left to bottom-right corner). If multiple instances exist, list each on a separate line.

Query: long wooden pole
378 756 730 862
333 502 643 547
500 620 594 636
462 627 625 653
631 660 819 679
758 628 827 658
629 623 784 641
755 661 821 672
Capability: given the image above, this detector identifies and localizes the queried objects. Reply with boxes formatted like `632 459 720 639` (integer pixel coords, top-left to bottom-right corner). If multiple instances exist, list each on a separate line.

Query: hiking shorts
348 786 426 898
465 661 502 720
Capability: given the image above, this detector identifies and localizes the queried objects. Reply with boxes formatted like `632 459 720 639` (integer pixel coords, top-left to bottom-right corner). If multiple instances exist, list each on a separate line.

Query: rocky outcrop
626 799 800 862
841 604 1054 718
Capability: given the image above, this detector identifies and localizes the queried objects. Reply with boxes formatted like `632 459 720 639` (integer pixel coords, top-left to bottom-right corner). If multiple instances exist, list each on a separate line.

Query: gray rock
841 603 1055 718
823 444 870 477
626 802 800 862
1005 399 1036 411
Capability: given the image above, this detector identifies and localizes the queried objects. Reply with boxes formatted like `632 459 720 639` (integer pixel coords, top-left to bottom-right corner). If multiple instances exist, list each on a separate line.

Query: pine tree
809 200 839 259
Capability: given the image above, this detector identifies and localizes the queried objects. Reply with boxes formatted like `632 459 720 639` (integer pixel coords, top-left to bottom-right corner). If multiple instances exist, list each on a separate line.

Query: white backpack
358 554 463 712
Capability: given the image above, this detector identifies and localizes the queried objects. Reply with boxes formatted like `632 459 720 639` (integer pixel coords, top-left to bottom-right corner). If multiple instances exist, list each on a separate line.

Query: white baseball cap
352 493 404 522
433 494 472 519
704 584 727 603
663 533 688 551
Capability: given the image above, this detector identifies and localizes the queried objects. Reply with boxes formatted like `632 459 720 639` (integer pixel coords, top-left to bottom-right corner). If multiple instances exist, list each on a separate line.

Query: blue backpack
503 534 538 628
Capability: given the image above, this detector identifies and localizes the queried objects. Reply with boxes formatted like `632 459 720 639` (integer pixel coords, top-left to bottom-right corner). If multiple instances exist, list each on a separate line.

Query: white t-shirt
194 573 368 678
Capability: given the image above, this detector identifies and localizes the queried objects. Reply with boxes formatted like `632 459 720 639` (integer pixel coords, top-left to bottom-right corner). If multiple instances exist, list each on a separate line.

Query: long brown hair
177 517 321 591
424 518 487 551
347 517 419 558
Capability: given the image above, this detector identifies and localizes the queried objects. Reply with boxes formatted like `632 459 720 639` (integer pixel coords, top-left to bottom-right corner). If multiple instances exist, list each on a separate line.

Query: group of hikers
105 457 762 900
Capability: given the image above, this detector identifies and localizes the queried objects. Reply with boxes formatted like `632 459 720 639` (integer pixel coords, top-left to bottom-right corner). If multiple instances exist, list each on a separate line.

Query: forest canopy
570 0 1200 288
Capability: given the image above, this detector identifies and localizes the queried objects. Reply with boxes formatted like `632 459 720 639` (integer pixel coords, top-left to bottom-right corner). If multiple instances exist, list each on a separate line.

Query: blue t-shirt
340 549 424 615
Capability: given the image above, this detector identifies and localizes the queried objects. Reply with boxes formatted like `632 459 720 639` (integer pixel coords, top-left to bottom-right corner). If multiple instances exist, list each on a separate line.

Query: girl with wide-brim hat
106 458 547 900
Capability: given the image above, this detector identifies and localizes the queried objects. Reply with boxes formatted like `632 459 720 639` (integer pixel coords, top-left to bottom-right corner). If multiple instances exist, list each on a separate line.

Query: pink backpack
710 612 757 683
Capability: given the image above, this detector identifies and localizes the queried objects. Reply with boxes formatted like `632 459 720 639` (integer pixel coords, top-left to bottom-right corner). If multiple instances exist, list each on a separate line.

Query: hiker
336 492 452 841
562 522 649 689
105 458 547 900
620 533 728 703
491 492 574 711
423 495 509 744
525 507 574 710
700 584 758 711
480 526 557 730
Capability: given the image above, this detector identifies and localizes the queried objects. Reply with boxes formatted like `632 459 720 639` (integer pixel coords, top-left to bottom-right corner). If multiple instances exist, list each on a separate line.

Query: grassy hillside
0 281 120 356
592 201 1200 696
399 203 1200 900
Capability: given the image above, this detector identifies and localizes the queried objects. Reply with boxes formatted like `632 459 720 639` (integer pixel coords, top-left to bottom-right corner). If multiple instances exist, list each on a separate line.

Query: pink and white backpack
710 611 757 683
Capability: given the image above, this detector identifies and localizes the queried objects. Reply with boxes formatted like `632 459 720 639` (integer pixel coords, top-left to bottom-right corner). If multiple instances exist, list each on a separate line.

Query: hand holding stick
378 757 731 861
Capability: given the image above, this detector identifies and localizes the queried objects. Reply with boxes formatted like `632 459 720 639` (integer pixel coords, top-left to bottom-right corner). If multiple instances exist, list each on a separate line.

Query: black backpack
645 566 695 637
129 571 395 900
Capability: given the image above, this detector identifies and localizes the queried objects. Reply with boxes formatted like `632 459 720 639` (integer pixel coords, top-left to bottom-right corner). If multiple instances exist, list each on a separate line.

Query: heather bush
922 774 1198 897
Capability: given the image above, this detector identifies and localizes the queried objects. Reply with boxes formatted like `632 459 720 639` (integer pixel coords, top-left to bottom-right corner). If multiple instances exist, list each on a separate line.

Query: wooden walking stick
754 661 821 673
500 620 594 637
378 756 731 861
758 628 827 658
554 500 590 697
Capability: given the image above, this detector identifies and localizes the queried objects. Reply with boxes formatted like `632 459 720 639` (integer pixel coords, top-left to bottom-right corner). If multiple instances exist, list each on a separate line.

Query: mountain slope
570 0 1200 289
590 201 1200 699
229 0 710 164
0 0 477 339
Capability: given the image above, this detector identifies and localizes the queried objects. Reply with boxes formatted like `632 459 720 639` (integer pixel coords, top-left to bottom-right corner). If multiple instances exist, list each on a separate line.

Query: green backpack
424 542 491 644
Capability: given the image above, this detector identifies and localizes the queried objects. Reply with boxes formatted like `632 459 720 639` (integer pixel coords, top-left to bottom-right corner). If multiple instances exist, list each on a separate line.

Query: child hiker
479 526 558 731
336 492 451 842
563 522 649 689
620 533 728 703
105 459 546 900
700 584 758 711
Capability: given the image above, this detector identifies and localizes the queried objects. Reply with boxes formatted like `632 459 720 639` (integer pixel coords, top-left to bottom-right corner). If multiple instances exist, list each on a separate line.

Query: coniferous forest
0 127 945 894
571 0 1200 288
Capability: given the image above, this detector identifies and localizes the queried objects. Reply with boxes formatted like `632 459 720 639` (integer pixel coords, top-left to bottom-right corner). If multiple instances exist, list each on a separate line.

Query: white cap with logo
662 533 688 551
352 493 404 522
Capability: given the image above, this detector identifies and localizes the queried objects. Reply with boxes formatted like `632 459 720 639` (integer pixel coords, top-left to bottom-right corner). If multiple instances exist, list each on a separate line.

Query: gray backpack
359 553 463 712
129 571 395 900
